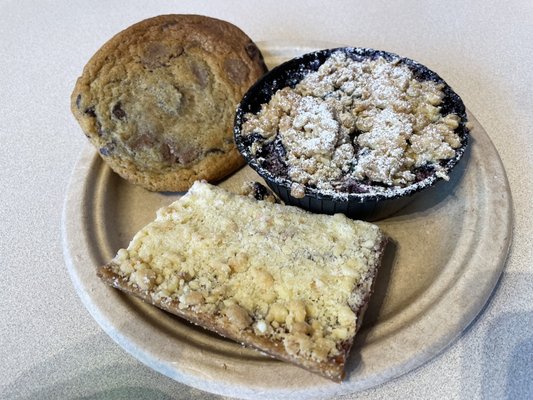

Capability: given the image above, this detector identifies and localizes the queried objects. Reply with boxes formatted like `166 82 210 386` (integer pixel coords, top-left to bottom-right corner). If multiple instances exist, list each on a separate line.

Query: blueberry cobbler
241 51 467 199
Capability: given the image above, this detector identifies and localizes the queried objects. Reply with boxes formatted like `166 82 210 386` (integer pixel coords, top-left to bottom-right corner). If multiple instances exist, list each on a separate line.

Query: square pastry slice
98 182 387 381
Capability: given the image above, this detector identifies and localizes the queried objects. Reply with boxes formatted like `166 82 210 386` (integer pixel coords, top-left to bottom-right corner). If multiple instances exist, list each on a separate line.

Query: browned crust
71 15 267 192
104 147 245 192
97 235 387 381
344 236 389 374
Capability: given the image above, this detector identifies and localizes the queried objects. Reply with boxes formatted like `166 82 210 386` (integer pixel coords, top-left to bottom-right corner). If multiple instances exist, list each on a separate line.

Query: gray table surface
1 1 531 399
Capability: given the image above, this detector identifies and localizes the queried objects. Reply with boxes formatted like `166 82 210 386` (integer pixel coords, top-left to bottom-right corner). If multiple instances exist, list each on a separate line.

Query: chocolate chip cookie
71 15 267 191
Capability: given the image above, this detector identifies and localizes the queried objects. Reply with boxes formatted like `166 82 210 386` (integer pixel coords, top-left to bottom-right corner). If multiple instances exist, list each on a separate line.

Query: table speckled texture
0 1 531 399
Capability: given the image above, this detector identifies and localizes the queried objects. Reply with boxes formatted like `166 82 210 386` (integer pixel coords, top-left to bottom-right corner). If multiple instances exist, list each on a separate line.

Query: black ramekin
234 47 469 220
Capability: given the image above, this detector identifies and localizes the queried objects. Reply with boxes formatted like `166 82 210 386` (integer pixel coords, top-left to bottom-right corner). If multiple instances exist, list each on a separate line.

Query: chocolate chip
76 94 81 110
85 107 96 118
129 133 154 150
142 42 167 68
191 62 210 89
224 59 249 84
245 42 259 60
112 102 126 120
161 141 198 165
141 42 183 69
161 142 176 164
176 147 198 165
199 21 225 39
99 141 116 156
96 120 105 137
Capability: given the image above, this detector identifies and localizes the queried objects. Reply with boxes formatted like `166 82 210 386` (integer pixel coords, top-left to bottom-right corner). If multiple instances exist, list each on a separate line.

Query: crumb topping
107 182 384 363
242 52 462 193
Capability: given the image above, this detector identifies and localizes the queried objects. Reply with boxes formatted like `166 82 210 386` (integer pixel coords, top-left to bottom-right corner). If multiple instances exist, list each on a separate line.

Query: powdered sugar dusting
242 51 463 196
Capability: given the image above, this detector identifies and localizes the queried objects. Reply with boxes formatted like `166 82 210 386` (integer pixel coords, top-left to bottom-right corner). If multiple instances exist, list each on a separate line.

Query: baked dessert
71 15 267 191
239 181 279 203
98 182 387 381
234 47 469 217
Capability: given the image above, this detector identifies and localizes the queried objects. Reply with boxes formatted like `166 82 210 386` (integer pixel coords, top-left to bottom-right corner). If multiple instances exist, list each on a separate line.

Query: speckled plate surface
62 42 513 400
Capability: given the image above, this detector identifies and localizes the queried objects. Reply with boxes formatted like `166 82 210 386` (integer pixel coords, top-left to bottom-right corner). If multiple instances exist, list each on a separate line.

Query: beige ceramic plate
62 42 513 399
